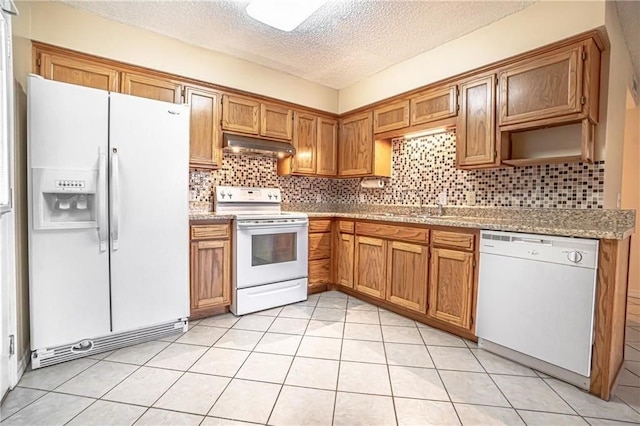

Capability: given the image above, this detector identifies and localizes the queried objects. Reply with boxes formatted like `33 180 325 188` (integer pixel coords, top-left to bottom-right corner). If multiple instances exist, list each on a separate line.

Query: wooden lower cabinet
385 241 428 313
427 247 474 330
190 239 231 318
354 236 387 299
336 232 354 288
308 219 332 291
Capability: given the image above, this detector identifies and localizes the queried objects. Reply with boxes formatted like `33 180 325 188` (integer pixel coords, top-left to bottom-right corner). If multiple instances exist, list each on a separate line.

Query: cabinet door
291 112 317 174
261 103 293 140
309 259 331 287
386 241 428 313
457 75 497 167
411 86 457 125
339 112 374 176
120 72 182 103
309 232 331 260
317 117 338 176
354 236 386 299
427 248 474 330
499 45 583 126
186 86 221 169
221 95 260 135
38 52 118 92
336 233 354 288
190 240 231 315
373 100 410 134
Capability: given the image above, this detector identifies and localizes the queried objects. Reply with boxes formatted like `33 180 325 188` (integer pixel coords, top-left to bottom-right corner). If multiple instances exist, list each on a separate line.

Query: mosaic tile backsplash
190 131 605 211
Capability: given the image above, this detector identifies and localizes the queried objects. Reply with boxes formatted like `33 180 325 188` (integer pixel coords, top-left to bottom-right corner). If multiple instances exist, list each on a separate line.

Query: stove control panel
215 186 282 204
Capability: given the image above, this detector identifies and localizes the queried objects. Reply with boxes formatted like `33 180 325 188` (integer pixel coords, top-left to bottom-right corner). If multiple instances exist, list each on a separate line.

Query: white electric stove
214 186 308 315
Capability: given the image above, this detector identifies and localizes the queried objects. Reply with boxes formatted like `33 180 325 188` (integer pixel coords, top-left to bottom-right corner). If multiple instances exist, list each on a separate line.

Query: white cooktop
214 186 307 220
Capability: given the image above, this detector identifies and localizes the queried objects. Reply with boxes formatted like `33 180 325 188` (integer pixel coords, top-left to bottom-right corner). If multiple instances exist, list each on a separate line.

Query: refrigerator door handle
110 147 120 251
97 147 108 251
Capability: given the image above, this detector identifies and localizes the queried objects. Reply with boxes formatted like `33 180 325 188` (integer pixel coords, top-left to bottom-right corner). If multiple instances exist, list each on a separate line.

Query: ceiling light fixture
246 0 327 32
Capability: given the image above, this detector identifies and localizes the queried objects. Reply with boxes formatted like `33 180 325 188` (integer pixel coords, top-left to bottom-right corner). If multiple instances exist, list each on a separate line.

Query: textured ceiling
614 0 640 94
59 0 536 89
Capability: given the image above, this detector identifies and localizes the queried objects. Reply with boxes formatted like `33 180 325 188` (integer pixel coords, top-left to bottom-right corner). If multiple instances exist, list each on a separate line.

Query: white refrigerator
28 75 189 368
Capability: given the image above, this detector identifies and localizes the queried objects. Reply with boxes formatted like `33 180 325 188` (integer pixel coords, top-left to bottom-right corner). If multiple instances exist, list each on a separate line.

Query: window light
246 0 327 32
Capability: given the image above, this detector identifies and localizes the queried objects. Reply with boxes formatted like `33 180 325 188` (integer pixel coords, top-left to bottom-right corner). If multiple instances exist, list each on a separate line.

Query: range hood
222 133 296 157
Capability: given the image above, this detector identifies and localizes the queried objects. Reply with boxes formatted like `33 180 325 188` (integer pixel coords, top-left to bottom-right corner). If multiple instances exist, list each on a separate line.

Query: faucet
400 189 422 210
436 202 444 217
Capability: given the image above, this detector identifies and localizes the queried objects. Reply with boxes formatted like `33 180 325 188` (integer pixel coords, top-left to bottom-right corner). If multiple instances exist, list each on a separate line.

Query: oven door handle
237 220 308 230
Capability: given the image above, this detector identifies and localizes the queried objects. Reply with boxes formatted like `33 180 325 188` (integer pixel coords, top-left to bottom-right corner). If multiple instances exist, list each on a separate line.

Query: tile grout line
330 295 349 426
378 302 399 426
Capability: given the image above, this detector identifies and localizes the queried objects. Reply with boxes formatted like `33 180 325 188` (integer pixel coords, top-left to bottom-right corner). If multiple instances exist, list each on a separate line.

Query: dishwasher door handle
512 237 550 245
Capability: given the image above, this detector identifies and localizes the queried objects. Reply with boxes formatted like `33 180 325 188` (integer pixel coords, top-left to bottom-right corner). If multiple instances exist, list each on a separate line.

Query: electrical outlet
437 191 448 206
316 194 322 203
465 191 476 206
617 193 621 208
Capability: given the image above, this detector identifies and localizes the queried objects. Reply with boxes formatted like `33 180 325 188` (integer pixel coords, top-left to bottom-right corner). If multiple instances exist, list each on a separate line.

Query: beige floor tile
285 357 339 390
201 417 257 426
135 408 203 425
584 417 640 425
154 372 229 415
213 329 264 351
254 332 302 356
176 326 227 346
189 347 250 377
546 378 640 422
491 375 575 414
17 358 97 391
316 297 348 309
146 343 207 371
268 385 335 426
379 309 416 327
439 370 509 406
382 325 423 344
86 350 116 360
395 398 460 426
0 388 47 420
209 379 281 424
320 290 348 299
2 392 94 426
232 315 275 332
454 403 524 426
614 385 640 413
389 365 449 400
294 298 319 308
347 297 379 311
338 361 391 395
470 349 536 376
312 307 346 322
253 306 283 317
333 392 396 426
618 368 640 387
428 346 484 372
628 341 640 351
626 327 640 343
105 341 170 365
626 360 640 376
297 336 342 360
343 322 382 341
156 333 181 343
418 325 467 347
625 345 640 362
341 339 386 364
345 309 380 325
199 313 240 328
67 400 145 426
305 320 344 338
102 366 181 406
55 361 137 398
236 352 293 383
279 305 315 319
517 410 588 425
268 317 310 335
385 342 434 368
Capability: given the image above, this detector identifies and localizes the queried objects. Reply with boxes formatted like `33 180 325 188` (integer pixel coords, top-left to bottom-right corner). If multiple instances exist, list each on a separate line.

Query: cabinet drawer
309 258 331 285
431 230 475 250
190 224 230 240
309 233 331 260
309 219 332 233
356 222 428 244
338 221 355 234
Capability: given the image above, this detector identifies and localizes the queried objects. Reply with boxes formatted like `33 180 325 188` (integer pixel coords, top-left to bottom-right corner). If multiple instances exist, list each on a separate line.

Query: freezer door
27 76 111 349
108 93 189 332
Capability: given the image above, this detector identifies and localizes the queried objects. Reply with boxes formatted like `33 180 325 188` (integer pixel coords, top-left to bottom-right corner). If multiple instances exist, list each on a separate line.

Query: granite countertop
189 212 234 221
190 203 636 240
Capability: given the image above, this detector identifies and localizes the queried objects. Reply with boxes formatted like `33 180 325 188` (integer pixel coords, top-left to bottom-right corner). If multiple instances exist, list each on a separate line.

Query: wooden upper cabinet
457 74 497 168
186 86 221 169
354 236 387 299
499 44 584 126
317 117 338 176
120 72 182 103
336 232 355 288
427 247 474 330
373 100 410 134
190 239 231 317
261 103 293 140
411 86 458 125
385 241 428 313
339 112 374 176
291 112 317 174
37 52 119 92
221 95 260 135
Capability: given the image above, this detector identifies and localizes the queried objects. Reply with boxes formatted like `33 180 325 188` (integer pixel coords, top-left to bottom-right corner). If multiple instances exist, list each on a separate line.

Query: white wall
12 1 339 113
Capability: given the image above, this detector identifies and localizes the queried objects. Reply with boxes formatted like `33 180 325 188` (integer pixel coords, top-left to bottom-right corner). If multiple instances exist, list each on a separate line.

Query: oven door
235 218 308 288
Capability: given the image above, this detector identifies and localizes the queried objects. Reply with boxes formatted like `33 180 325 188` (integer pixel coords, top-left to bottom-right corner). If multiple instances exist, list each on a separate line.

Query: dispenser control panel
55 180 86 189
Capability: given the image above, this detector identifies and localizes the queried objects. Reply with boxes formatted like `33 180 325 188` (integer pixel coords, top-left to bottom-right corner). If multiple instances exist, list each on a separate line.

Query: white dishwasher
476 230 599 389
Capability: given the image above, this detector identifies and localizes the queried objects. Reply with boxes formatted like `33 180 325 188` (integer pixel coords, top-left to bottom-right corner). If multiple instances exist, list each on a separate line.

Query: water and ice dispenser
32 168 98 230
